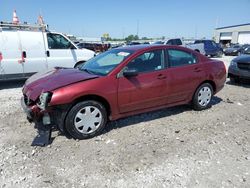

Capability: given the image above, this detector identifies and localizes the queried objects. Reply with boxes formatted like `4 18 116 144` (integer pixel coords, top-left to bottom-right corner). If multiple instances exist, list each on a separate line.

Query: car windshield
80 49 133 76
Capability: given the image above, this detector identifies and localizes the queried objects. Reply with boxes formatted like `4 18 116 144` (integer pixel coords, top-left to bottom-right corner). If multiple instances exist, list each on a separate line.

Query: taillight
0 52 3 62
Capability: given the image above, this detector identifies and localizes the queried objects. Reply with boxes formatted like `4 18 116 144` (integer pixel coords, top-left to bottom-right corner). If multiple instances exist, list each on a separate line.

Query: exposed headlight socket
37 92 52 110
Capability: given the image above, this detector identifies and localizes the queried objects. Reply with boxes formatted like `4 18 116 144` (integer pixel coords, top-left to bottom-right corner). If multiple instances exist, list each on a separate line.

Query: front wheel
192 83 213 111
74 61 86 69
65 100 107 139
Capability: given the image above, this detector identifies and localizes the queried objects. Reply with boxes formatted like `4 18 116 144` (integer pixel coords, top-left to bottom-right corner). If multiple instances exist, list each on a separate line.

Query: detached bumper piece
21 97 53 146
32 123 52 147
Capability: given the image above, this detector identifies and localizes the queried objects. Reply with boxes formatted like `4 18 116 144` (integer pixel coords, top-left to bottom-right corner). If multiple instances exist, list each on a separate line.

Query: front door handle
46 50 50 57
22 51 27 58
194 67 202 72
157 74 166 80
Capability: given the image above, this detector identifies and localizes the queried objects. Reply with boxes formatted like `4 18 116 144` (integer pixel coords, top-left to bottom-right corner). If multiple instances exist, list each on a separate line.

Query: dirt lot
0 56 249 188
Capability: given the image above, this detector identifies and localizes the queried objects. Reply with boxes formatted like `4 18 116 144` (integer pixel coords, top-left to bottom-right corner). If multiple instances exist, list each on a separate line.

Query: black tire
65 100 107 139
192 83 213 111
74 61 85 69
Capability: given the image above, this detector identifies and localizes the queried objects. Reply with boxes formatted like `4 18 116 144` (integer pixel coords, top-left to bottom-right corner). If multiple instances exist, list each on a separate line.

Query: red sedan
21 45 226 139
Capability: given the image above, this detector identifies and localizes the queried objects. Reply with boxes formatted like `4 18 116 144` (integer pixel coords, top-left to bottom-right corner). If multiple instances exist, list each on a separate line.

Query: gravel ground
0 56 249 188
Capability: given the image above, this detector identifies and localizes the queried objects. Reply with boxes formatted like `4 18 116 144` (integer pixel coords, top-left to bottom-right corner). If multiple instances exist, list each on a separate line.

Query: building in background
215 23 250 45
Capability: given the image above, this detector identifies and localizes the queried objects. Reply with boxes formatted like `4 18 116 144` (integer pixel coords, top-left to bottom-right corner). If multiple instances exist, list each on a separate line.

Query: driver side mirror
123 68 138 77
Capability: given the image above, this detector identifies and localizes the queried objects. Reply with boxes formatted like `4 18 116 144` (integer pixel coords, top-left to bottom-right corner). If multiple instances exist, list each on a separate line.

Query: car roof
116 44 196 53
116 44 169 52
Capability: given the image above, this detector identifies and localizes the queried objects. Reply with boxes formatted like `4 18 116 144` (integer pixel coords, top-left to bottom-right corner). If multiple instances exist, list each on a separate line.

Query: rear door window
167 49 197 67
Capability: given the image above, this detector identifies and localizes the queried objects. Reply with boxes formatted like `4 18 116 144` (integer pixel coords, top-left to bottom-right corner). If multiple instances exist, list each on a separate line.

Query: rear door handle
157 74 166 80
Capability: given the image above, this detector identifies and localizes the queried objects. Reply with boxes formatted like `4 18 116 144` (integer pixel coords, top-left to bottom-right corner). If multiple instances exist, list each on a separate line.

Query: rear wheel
192 83 213 111
65 100 107 139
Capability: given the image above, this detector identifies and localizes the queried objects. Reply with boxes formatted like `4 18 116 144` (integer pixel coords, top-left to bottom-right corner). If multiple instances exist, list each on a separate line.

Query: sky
0 0 250 39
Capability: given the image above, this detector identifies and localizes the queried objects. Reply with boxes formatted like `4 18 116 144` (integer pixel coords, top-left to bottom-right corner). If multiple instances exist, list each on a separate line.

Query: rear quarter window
168 49 197 67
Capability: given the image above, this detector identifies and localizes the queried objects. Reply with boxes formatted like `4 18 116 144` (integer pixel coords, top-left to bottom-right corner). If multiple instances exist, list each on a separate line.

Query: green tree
125 34 140 42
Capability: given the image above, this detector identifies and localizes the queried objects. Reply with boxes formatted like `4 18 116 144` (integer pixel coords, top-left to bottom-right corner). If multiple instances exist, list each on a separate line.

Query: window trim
47 33 76 50
166 48 199 68
125 49 166 74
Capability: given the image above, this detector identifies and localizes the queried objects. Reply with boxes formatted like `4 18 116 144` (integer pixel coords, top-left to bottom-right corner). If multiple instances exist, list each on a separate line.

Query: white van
0 23 95 80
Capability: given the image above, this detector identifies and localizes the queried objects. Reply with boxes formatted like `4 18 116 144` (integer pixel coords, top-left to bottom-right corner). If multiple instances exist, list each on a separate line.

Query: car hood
233 55 250 63
23 68 99 101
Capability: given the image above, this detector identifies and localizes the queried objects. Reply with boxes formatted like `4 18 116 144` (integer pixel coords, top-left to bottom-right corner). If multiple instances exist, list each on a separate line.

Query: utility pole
122 27 125 40
136 20 139 37
195 26 197 39
214 17 219 42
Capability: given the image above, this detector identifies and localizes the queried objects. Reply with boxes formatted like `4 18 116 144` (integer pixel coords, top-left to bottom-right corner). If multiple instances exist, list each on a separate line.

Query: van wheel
65 100 107 139
192 83 213 111
74 61 85 69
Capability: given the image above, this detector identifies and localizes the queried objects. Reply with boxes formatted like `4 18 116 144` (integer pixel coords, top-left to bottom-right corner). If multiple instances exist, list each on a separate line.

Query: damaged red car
21 45 226 139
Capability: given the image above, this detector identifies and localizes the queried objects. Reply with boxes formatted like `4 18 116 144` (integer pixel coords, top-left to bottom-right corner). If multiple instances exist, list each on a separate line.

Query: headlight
37 92 52 110
230 60 236 66
233 50 237 52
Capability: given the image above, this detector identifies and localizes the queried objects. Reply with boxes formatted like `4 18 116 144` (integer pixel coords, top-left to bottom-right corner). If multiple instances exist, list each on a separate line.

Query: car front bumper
21 96 51 124
224 51 238 56
21 96 71 134
228 65 250 79
21 96 33 120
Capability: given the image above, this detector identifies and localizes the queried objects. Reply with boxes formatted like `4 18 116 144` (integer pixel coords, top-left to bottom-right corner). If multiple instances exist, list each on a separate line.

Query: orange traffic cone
12 10 19 24
37 15 45 25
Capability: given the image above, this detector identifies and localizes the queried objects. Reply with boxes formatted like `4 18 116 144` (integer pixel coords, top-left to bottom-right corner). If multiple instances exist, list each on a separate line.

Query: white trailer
0 23 95 80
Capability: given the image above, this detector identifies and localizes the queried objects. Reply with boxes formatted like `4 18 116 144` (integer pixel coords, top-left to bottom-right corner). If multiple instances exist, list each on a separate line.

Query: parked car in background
127 41 141 45
224 44 243 56
111 43 125 49
0 22 95 81
21 45 226 139
154 38 205 55
228 48 250 83
241 44 250 53
194 40 223 57
243 46 250 55
77 42 110 53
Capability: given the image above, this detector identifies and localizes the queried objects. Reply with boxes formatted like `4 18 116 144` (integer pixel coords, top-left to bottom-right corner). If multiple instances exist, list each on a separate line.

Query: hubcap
74 106 102 134
198 86 212 107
